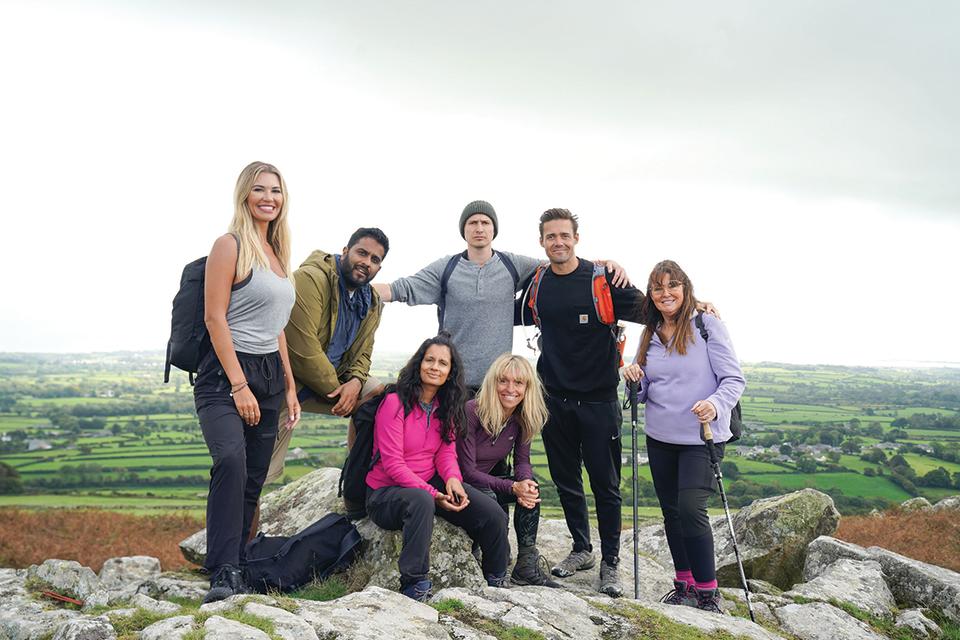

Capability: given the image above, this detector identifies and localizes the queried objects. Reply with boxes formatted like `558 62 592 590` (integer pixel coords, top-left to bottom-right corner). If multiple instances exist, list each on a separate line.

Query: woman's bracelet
229 381 248 396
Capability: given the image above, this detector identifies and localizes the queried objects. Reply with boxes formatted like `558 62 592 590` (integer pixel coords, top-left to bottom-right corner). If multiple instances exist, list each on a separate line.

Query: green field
747 472 913 502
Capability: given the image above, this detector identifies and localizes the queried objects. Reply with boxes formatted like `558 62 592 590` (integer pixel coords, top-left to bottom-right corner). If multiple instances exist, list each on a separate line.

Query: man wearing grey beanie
373 200 629 394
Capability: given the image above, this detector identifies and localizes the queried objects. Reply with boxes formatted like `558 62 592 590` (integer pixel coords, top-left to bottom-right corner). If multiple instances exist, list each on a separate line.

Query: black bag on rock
243 513 362 593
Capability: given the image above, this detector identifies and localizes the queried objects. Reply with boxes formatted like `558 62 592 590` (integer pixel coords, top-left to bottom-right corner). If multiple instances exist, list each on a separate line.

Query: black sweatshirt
518 258 646 401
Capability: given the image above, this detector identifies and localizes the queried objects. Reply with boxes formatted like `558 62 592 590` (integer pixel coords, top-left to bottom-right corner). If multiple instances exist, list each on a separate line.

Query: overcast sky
2 1 958 366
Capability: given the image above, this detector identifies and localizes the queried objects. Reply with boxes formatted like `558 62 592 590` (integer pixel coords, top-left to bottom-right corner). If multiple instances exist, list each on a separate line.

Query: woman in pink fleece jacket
364 333 510 601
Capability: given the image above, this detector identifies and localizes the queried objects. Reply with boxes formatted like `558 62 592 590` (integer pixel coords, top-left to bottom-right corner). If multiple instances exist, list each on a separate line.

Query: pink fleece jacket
364 392 463 497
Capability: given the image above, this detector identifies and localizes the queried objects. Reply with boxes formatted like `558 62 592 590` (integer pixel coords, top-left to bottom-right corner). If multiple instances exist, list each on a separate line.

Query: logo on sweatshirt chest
579 314 589 324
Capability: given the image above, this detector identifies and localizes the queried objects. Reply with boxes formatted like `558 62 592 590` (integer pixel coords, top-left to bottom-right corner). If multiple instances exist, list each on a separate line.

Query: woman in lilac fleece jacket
364 333 509 602
623 260 745 614
457 354 559 588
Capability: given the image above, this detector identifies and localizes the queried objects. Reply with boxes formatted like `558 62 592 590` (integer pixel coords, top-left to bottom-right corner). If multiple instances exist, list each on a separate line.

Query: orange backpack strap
592 262 615 325
526 264 547 328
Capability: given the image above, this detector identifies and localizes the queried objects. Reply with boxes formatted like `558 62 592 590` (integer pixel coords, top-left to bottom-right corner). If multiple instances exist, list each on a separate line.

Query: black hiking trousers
647 435 725 583
195 349 285 572
541 394 623 564
366 475 509 588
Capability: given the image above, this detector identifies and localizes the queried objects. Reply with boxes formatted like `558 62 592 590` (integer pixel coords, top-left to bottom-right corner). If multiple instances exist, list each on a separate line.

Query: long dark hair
636 260 699 366
395 333 467 443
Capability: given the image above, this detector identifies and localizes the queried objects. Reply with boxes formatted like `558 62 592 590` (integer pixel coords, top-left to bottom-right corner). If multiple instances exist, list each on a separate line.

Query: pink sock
695 579 718 590
675 570 694 586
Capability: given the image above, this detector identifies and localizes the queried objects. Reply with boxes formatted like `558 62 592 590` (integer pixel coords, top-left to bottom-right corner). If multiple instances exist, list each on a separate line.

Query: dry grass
836 508 960 573
0 508 202 572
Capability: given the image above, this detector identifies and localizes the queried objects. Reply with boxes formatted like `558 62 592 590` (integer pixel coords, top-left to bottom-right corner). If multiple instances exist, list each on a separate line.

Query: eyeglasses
651 280 683 294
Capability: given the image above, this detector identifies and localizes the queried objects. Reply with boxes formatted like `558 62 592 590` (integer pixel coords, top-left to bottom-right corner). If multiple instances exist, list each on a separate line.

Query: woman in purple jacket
623 260 745 613
457 354 560 588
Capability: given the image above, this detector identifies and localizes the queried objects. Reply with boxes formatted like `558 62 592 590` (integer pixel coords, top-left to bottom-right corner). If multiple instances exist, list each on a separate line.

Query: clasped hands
435 478 470 512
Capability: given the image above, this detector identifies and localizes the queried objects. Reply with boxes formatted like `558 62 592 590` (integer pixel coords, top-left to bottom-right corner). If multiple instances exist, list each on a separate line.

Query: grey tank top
226 267 296 354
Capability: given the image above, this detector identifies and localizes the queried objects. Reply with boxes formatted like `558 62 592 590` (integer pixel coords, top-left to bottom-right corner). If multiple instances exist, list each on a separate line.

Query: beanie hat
459 200 498 239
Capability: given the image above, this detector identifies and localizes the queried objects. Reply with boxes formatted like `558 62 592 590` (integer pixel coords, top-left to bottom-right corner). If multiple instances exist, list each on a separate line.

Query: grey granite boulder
135 573 208 601
774 602 885 640
138 615 197 640
900 497 933 511
0 568 28 602
895 609 942 637
0 598 82 640
802 536 872 581
933 495 960 512
203 615 270 640
784 559 896 618
243 602 320 640
128 593 181 615
296 585 450 639
51 617 116 640
868 545 960 623
97 556 160 590
26 559 100 600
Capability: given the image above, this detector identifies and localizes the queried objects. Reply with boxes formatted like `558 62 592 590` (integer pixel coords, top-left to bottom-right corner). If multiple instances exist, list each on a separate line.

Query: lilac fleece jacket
365 393 463 497
456 399 533 495
637 313 745 445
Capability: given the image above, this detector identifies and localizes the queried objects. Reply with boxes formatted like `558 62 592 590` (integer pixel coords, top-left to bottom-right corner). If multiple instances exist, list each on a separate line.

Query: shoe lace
660 587 684 604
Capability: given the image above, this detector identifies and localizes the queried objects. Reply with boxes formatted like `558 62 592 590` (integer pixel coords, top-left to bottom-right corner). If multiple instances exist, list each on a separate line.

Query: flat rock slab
51 617 116 640
868 545 960 623
128 593 181 615
98 556 161 590
612 600 788 640
785 559 896 618
775 602 886 640
295 586 449 639
204 615 270 640
244 602 320 640
138 615 197 640
0 598 83 640
27 559 100 600
136 574 208 601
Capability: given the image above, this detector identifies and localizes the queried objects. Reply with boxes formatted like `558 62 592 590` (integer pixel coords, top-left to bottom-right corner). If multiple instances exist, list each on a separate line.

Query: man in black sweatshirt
517 208 645 598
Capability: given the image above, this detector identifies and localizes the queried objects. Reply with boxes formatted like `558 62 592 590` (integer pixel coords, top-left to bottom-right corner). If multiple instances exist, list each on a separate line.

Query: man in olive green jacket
266 228 389 484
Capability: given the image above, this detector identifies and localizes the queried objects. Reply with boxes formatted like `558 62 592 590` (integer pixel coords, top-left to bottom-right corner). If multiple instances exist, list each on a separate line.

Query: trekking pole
701 421 755 622
628 381 640 599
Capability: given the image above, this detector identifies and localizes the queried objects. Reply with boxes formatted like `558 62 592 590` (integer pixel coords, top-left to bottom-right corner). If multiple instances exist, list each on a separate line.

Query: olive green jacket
284 250 383 397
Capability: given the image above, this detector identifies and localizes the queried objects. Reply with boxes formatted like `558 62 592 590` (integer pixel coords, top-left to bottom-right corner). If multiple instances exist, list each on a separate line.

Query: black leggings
476 464 541 549
366 475 509 587
195 349 285 571
646 435 724 583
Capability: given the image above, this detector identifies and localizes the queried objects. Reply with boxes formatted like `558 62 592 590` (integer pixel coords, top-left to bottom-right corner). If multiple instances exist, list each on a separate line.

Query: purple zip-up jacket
456 399 533 495
638 313 745 445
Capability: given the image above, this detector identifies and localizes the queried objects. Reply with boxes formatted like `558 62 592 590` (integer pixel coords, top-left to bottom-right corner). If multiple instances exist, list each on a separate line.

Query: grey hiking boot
598 558 623 598
551 549 596 578
512 549 561 588
660 580 696 606
693 587 723 614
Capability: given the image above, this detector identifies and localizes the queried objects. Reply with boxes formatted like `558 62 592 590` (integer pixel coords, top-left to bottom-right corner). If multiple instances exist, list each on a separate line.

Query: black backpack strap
694 310 709 342
493 250 520 288
437 252 465 332
163 341 172 384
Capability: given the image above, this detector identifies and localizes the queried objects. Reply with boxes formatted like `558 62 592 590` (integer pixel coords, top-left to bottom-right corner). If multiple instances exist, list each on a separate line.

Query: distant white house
27 439 53 451
285 447 310 461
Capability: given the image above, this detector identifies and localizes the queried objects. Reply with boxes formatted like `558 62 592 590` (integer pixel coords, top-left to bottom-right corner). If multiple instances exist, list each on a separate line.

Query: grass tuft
288 575 349 602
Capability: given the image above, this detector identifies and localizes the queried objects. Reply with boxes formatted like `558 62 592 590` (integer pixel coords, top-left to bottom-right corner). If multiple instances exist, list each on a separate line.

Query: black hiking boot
693 587 723 614
203 565 243 604
660 580 696 606
511 549 561 588
598 558 623 598
401 579 433 602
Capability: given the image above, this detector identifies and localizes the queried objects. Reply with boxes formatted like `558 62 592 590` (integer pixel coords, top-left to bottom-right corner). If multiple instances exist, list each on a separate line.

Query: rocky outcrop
784 559 896 618
933 495 960 512
899 497 934 511
775 602 886 639
894 609 941 637
27 559 100 600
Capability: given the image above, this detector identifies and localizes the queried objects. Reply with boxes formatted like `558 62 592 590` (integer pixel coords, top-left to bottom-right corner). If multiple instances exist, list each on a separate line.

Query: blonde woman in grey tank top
194 161 300 604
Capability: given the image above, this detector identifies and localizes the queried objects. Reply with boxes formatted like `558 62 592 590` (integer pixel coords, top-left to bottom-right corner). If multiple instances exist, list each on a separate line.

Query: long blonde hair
475 354 548 445
229 161 291 278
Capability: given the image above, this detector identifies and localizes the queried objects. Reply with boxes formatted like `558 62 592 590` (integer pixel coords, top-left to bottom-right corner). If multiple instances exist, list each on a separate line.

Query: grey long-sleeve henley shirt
390 251 540 387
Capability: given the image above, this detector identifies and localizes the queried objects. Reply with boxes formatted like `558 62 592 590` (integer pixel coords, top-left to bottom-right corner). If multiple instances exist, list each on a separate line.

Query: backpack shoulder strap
493 250 520 288
591 262 615 326
437 252 465 331
694 310 709 341
525 264 547 328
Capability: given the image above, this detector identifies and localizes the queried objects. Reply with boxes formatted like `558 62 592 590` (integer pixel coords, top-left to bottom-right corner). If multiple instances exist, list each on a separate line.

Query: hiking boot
203 565 242 604
401 579 433 602
551 549 596 578
485 572 510 588
693 587 723 614
660 580 696 606
598 558 623 598
511 550 561 588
